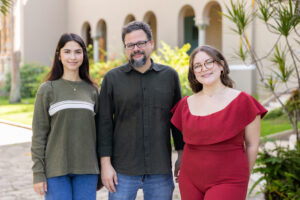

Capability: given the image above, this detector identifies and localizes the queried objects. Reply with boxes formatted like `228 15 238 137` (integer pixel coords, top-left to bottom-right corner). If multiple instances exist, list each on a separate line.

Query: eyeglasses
193 59 215 72
124 40 149 50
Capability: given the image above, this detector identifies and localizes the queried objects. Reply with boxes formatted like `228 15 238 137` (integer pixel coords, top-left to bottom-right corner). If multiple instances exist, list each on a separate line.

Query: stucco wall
18 0 298 97
66 0 228 57
23 0 67 66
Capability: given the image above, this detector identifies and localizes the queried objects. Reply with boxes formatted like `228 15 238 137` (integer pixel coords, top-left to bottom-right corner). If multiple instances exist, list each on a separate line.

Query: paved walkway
0 122 263 200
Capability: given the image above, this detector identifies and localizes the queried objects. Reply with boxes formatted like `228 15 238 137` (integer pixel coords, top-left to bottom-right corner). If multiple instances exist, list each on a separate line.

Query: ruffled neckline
185 91 244 117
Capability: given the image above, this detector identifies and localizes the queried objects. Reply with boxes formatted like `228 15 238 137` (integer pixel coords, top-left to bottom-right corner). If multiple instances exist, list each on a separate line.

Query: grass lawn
0 97 296 136
0 97 34 125
261 114 293 137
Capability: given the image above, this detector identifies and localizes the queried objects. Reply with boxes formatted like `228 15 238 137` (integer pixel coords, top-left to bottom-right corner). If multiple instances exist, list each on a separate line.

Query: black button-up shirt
97 61 184 175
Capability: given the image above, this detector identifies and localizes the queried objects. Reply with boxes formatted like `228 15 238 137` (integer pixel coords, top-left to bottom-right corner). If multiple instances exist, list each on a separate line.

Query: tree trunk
9 51 21 102
8 0 21 103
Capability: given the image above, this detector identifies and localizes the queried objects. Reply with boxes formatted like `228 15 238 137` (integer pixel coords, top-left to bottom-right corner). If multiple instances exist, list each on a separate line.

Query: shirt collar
122 59 163 73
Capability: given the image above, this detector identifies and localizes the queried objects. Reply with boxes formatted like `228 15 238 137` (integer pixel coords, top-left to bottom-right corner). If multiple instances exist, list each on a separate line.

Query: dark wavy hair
45 33 95 86
122 21 152 44
188 45 234 93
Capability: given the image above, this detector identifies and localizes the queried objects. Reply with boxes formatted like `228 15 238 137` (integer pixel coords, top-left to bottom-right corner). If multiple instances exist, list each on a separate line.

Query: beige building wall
23 0 67 66
67 0 226 57
20 0 262 67
66 0 258 94
2 0 297 96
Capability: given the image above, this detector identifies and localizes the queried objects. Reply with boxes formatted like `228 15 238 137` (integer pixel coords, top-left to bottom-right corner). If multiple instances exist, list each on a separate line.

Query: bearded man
97 21 184 200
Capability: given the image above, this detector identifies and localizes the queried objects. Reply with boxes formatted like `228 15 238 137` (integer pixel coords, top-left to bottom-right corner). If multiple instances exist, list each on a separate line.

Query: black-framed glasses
193 59 215 72
124 40 149 50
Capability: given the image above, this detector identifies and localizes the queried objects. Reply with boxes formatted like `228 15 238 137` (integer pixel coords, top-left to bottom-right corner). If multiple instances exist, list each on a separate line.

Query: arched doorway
81 22 93 47
96 20 107 62
124 14 136 25
143 11 157 49
203 2 222 51
178 5 198 54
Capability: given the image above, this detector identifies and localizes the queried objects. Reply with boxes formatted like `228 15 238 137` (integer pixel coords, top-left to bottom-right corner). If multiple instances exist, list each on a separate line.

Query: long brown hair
188 45 234 93
45 33 95 86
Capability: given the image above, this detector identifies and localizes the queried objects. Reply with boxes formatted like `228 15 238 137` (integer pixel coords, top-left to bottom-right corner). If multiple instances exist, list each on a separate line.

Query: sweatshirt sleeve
31 82 52 183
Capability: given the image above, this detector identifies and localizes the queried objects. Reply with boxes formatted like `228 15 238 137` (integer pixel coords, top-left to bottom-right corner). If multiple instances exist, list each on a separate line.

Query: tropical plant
223 0 300 198
1 0 22 103
249 143 300 199
223 0 300 142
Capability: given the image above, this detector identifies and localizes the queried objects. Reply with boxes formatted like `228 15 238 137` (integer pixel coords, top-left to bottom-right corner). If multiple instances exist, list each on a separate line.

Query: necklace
62 79 79 92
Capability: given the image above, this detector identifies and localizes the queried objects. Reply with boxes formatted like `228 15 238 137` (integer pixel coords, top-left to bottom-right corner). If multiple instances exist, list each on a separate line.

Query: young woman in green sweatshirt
31 33 99 200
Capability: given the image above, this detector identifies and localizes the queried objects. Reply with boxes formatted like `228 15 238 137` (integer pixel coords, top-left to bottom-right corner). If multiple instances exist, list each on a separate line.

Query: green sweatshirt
31 79 99 183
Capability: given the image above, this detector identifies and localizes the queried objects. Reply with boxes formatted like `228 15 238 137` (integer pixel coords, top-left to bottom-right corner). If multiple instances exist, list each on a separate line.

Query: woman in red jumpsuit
171 45 267 200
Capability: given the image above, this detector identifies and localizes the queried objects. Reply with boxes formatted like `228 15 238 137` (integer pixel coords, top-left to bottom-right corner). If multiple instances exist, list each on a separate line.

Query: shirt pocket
152 87 173 109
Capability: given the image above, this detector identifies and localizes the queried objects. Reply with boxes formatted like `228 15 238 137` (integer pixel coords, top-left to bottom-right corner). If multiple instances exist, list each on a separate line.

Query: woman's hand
33 181 47 196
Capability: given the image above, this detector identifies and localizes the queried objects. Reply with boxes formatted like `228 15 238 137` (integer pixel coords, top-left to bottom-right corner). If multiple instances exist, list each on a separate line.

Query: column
92 36 99 62
194 18 209 46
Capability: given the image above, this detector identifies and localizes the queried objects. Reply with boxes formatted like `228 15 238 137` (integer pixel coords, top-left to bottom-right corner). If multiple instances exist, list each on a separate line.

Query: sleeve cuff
100 146 112 157
33 172 46 184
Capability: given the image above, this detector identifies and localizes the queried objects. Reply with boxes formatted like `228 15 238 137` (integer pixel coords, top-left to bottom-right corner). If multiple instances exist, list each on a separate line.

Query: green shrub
152 42 193 97
264 107 284 120
3 72 11 93
5 63 49 98
264 91 300 120
87 44 94 64
90 57 126 87
250 145 300 200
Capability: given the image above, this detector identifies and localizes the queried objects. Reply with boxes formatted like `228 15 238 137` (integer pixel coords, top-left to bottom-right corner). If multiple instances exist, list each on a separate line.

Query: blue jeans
109 172 174 200
45 174 98 200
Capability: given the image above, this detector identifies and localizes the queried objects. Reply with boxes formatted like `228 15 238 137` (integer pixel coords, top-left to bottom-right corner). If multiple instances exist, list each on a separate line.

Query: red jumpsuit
171 92 267 200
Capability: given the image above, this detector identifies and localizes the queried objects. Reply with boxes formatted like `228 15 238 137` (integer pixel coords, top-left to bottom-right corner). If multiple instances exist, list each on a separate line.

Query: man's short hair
122 21 153 43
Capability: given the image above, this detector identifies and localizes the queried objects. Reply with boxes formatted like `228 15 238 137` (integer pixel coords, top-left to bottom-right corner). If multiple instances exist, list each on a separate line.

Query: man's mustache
130 51 145 58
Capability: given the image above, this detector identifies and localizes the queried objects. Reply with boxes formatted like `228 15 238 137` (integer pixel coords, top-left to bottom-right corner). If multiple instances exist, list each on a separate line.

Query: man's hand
33 181 47 196
101 157 118 193
174 150 183 183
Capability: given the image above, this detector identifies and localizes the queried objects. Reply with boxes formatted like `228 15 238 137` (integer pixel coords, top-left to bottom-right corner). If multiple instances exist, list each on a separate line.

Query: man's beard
129 51 147 68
